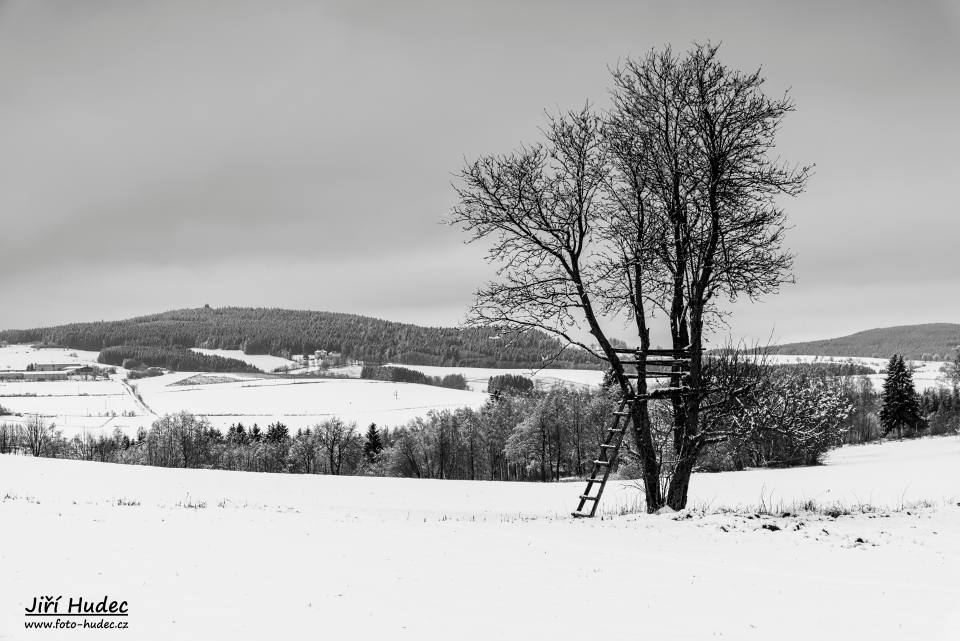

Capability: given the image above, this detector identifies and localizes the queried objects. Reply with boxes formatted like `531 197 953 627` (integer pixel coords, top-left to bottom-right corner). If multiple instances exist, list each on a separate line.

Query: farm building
30 363 78 372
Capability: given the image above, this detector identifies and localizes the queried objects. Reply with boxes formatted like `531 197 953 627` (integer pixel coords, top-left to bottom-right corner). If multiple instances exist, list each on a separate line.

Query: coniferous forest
97 345 260 373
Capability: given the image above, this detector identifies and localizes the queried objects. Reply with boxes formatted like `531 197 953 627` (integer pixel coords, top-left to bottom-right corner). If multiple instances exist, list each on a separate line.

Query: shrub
127 367 164 380
488 374 535 396
361 366 467 390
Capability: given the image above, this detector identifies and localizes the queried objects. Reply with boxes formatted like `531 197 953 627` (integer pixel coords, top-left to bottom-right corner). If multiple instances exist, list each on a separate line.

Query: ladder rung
585 477 603 484
610 348 701 355
579 494 599 501
571 511 591 518
607 428 624 434
599 444 617 449
594 459 611 466
624 373 677 378
613 411 630 416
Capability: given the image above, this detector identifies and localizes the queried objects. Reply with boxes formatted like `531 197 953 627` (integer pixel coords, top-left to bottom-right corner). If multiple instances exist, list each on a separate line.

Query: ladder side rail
574 410 626 514
573 397 634 517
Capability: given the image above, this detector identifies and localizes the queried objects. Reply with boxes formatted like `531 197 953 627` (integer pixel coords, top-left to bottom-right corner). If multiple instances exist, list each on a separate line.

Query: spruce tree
363 424 383 463
880 354 923 438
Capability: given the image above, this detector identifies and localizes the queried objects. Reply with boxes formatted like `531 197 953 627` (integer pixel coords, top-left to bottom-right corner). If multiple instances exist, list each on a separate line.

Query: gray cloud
1 0 958 341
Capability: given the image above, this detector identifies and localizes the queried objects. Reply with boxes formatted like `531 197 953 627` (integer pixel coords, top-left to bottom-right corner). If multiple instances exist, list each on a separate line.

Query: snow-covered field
1 372 489 435
0 345 491 434
395 354 955 393
131 373 489 432
758 353 951 391
0 344 953 439
0 375 144 437
189 348 297 372
0 344 100 371
1 436 958 640
385 363 606 392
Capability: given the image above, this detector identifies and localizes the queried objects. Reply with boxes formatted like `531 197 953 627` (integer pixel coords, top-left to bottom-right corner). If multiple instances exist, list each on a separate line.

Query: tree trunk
664 308 704 511
665 454 696 509
628 326 664 513
631 400 663 512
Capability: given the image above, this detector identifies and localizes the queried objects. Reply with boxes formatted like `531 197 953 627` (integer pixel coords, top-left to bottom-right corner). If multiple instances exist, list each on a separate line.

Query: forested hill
773 323 960 361
0 307 602 369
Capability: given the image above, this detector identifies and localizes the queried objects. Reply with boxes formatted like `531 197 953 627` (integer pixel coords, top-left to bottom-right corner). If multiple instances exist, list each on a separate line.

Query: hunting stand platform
572 347 696 518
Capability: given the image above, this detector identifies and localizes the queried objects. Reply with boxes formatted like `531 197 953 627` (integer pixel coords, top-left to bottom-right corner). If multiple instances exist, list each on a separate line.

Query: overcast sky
1 0 957 345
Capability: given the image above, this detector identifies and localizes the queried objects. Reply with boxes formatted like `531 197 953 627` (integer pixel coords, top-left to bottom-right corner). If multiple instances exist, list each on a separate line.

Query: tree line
360 365 468 391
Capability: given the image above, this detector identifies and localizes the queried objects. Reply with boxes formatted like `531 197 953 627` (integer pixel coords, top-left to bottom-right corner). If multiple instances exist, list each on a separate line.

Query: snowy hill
774 323 960 360
2 437 959 640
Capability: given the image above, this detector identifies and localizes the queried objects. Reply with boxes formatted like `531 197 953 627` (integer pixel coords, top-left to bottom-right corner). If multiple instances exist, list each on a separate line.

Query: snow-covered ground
0 375 144 437
0 343 492 434
394 354 955 393
1 436 958 640
189 348 297 372
0 344 100 371
385 363 606 392
757 353 951 392
131 373 489 432
1 372 489 436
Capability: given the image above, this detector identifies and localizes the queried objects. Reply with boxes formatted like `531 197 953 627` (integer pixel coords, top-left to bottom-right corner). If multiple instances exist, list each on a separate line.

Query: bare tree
23 416 58 458
600 44 808 508
451 106 669 505
0 422 21 454
316 418 359 475
453 44 808 511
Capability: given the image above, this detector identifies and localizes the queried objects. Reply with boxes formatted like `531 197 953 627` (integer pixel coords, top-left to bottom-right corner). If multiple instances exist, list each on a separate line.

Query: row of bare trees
0 416 62 457
451 43 810 510
0 386 617 481
386 386 615 481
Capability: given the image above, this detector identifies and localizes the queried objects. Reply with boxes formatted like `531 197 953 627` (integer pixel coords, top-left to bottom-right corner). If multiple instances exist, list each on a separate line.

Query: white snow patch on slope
0 344 100 371
189 348 296 372
385 363 605 392
132 373 489 431
750 353 952 392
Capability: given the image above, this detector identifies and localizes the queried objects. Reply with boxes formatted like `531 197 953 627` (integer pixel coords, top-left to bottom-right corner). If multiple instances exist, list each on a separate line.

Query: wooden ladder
571 395 634 518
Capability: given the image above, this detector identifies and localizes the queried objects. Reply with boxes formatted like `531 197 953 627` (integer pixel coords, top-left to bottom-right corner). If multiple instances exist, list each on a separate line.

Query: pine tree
363 424 383 463
266 422 289 444
879 355 923 439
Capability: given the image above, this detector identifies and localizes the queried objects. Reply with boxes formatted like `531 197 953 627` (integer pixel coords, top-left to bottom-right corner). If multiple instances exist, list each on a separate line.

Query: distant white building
0 370 69 381
31 363 77 372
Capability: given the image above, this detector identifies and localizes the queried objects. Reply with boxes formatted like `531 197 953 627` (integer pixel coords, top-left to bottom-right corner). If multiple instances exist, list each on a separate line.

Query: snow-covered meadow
0 345 491 435
189 347 298 372
0 344 100 371
395 354 954 394
1 436 958 640
385 362 606 392
132 372 489 432
763 353 951 392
